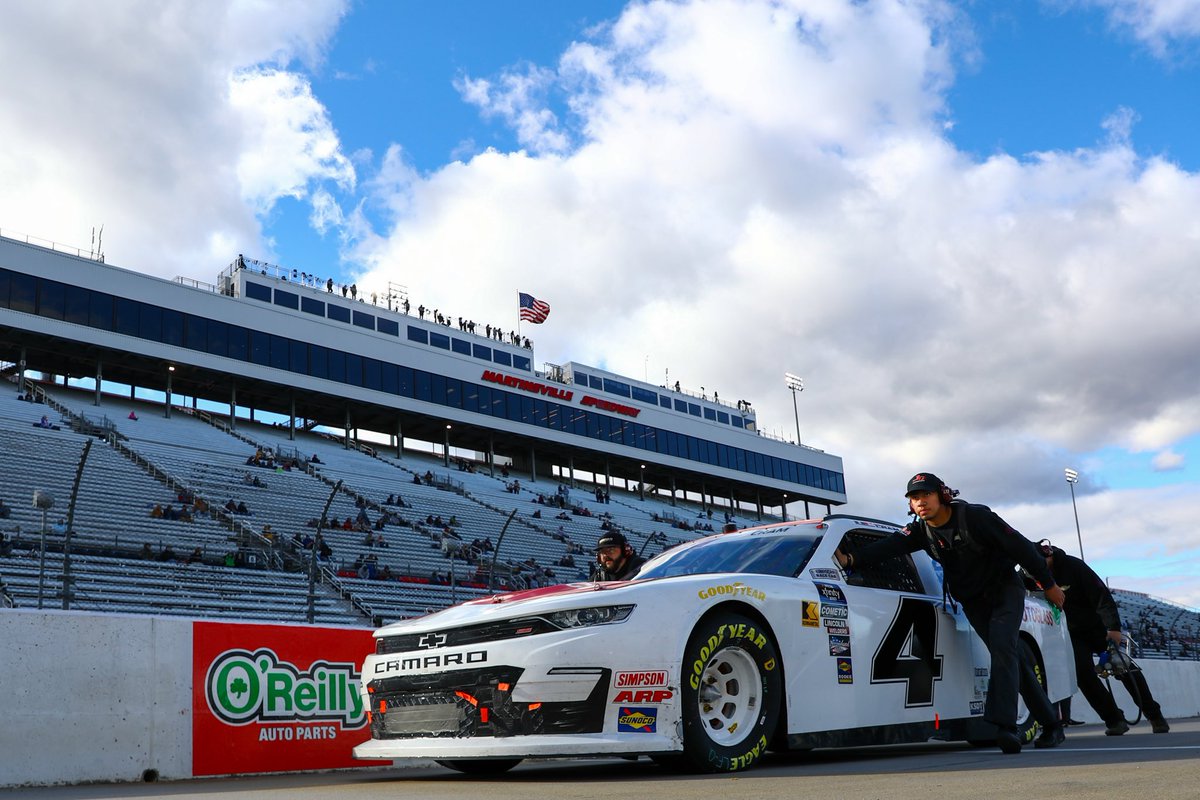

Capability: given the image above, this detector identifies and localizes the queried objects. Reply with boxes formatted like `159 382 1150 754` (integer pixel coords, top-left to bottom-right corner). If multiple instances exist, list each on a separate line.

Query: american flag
518 292 551 324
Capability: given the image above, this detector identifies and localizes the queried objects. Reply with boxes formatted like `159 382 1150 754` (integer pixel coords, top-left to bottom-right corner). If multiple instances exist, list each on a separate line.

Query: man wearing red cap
836 472 1067 754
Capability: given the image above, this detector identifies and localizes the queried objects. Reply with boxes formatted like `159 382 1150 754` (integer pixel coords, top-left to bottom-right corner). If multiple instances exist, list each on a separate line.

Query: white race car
354 515 1072 773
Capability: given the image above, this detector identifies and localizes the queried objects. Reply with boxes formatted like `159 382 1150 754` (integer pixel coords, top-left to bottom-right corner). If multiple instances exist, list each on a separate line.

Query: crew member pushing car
835 472 1067 754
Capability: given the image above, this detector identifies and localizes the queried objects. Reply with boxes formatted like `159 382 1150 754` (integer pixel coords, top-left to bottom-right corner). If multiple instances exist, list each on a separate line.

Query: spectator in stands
1033 541 1171 734
150 504 164 519
236 501 249 515
0 498 10 519
157 545 177 562
186 547 204 565
311 453 322 464
593 531 645 582
140 543 154 560
127 410 138 421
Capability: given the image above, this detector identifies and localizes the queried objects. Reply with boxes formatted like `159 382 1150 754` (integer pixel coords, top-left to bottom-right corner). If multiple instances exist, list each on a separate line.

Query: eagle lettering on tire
680 612 781 773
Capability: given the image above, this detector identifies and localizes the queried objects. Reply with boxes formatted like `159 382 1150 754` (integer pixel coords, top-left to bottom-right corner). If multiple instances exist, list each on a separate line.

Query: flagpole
516 292 522 340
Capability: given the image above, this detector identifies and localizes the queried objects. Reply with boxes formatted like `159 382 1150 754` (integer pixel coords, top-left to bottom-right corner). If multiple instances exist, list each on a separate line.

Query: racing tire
435 758 522 775
680 612 782 773
1015 638 1046 746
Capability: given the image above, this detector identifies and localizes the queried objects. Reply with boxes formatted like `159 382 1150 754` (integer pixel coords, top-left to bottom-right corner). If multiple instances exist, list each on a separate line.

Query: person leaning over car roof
834 472 1067 755
593 531 645 581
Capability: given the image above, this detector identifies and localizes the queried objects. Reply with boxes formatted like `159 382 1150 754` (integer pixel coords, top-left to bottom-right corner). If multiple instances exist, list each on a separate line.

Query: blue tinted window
659 396 672 409
227 326 248 361
245 281 272 302
64 285 89 325
429 332 450 350
688 403 701 417
8 272 35 313
206 320 227 356
89 292 113 330
251 330 270 366
631 386 657 404
328 350 346 383
473 343 491 361
589 375 603 390
493 350 512 367
415 371 431 401
382 363 398 393
114 298 139 336
301 296 324 316
270 335 289 370
309 345 327 379
452 338 471 355
353 310 374 330
717 411 729 424
290 342 307 374
274 290 298 310
377 318 399 336
162 309 184 346
512 354 531 371
38 279 66 320
346 354 363 386
731 415 744 428
138 305 161 341
407 325 428 344
703 408 716 421
573 370 589 386
674 399 687 412
327 304 351 323
185 315 206 350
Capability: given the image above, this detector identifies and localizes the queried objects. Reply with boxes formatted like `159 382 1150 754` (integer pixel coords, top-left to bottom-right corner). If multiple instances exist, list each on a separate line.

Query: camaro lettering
697 582 766 602
375 650 487 674
615 671 668 687
613 689 673 703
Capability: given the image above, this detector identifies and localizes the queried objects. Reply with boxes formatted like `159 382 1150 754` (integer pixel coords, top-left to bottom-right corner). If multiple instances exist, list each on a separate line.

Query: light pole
1064 468 1084 561
785 373 804 445
165 364 175 418
443 424 451 468
639 464 646 501
781 492 788 522
33 489 54 609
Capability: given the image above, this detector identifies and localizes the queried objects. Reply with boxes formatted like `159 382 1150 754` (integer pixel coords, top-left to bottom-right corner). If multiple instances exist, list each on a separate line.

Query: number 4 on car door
870 597 944 707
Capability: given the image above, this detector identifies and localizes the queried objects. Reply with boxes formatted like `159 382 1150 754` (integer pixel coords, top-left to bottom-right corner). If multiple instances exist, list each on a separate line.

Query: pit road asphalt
5 719 1197 800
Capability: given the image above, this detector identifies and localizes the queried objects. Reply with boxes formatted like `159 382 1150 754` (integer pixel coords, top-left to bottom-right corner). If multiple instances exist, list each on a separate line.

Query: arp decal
617 706 658 732
836 658 853 684
613 689 673 704
802 600 820 627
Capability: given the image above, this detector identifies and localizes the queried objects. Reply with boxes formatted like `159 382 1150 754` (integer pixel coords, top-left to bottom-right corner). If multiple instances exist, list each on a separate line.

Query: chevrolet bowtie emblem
418 632 447 649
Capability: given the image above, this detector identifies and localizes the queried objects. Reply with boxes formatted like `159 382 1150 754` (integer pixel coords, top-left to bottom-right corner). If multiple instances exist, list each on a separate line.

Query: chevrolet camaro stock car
354 515 1073 774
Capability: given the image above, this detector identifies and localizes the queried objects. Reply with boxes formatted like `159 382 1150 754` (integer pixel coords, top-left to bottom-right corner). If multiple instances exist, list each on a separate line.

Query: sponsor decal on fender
837 657 854 684
814 582 847 605
824 619 848 634
617 706 658 732
802 600 820 627
809 567 841 580
613 689 673 704
697 582 766 602
820 604 848 620
828 634 851 657
615 670 669 687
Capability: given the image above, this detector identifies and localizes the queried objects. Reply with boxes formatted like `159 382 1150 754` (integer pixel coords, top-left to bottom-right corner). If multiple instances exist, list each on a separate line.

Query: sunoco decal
617 706 658 732
192 621 376 777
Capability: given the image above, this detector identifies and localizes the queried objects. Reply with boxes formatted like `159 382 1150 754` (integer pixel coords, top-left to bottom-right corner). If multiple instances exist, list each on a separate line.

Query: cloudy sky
3 0 1200 606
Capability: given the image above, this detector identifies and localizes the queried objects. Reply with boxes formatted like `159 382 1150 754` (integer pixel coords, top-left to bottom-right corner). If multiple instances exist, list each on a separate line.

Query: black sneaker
1034 725 1065 749
1105 719 1130 736
1150 717 1170 734
996 729 1022 754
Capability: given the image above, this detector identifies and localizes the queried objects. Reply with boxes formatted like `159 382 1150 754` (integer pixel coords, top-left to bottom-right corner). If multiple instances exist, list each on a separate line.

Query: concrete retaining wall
2 608 1199 787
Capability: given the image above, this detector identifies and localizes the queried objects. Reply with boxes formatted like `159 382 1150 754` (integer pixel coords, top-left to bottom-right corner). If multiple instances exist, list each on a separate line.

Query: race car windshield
636 533 822 580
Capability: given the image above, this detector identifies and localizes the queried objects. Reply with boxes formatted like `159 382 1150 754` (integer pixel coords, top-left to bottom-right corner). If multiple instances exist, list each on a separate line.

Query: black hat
595 532 629 551
905 472 944 496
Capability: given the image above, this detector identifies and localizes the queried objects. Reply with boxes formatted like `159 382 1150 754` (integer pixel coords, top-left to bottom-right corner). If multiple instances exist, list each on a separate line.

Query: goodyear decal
617 706 657 733
837 657 854 684
698 582 766 602
689 623 769 690
802 600 820 627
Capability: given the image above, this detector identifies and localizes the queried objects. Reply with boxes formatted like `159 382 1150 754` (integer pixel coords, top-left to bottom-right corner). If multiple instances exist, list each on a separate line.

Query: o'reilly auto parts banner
193 621 377 776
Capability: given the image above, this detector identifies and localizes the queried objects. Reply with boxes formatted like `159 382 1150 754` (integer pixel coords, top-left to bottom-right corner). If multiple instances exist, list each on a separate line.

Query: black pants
1069 632 1163 723
961 579 1058 732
